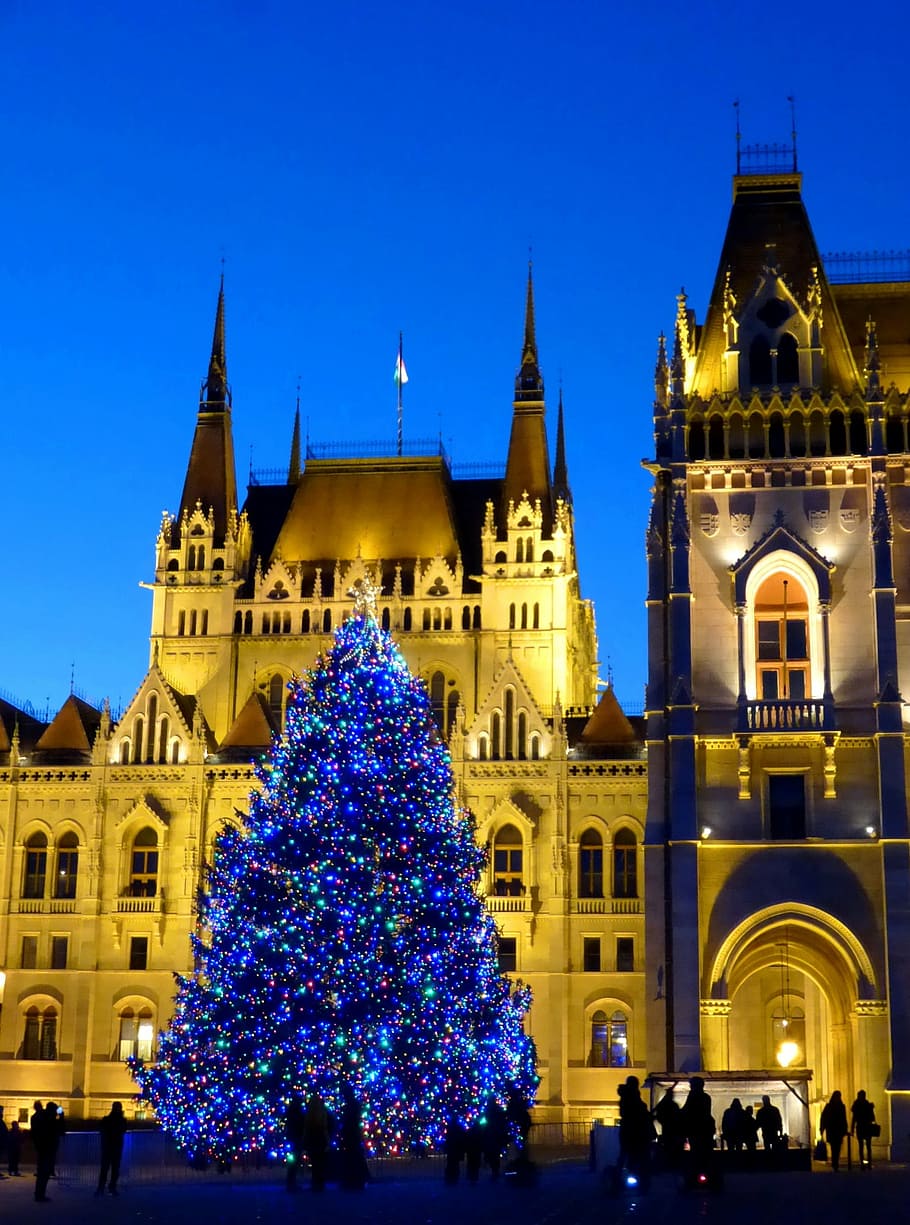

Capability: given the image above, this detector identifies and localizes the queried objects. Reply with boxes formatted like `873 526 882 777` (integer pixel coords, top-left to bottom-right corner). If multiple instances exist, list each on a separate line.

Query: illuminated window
53 832 79 898
23 833 48 899
119 1007 155 1062
497 936 517 973
129 828 159 896
268 673 286 722
50 936 68 970
616 937 634 973
428 671 460 739
590 1009 629 1067
578 829 604 898
755 574 809 700
129 936 149 970
22 1006 57 1061
493 824 523 896
768 774 806 840
583 937 601 972
612 829 638 899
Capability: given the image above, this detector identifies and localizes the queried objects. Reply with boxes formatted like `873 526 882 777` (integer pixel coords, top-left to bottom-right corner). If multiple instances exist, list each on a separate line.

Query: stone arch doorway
702 905 885 1118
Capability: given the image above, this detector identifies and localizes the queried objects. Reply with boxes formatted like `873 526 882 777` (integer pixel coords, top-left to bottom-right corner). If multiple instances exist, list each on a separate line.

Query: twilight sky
2 0 909 720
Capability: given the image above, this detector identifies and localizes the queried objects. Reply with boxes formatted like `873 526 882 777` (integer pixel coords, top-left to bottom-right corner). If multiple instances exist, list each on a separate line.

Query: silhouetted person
820 1090 848 1172
655 1089 684 1169
506 1086 532 1157
756 1095 783 1155
443 1116 467 1184
464 1118 483 1182
482 1099 509 1179
850 1090 876 1168
8 1120 22 1176
742 1105 759 1153
303 1094 331 1191
33 1103 55 1202
680 1076 715 1169
0 1105 7 1180
617 1075 655 1186
284 1095 306 1192
339 1085 368 1190
721 1098 745 1153
95 1101 127 1196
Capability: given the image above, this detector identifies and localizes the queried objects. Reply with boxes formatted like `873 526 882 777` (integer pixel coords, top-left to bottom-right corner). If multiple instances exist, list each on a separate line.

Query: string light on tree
131 578 537 1161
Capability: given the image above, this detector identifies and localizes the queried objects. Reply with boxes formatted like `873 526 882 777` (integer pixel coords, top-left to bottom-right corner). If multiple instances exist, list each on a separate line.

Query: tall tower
645 149 910 1158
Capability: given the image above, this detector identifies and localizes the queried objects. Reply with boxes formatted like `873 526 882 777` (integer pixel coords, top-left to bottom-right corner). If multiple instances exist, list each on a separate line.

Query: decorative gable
112 664 203 765
730 518 835 605
466 656 552 761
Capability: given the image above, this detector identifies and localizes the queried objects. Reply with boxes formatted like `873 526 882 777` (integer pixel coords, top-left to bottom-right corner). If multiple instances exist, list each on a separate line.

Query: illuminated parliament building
2 152 909 1160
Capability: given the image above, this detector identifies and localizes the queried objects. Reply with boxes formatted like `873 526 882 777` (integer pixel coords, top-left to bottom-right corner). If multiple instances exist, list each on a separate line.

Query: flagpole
397 331 403 456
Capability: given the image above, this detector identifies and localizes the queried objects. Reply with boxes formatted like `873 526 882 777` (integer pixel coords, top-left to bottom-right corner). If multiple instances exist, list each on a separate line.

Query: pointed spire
201 274 229 410
179 279 238 541
654 332 669 409
514 261 543 402
553 386 571 504
865 316 882 400
503 263 552 523
288 395 301 483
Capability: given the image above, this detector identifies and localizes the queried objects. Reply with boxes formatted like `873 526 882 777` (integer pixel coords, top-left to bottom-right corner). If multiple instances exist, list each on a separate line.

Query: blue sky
2 1 909 719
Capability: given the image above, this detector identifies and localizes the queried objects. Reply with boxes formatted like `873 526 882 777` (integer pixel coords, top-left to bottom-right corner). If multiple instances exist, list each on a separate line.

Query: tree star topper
348 575 381 620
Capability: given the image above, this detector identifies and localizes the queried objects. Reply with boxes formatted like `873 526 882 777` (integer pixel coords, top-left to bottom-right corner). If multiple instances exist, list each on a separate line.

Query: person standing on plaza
284 1096 306 1192
756 1095 783 1154
303 1093 332 1192
33 1103 55 1202
0 1105 7 1179
819 1090 848 1172
721 1098 745 1153
850 1090 876 1168
680 1076 715 1168
655 1088 684 1169
95 1102 127 1197
617 1075 655 1187
7 1120 22 1176
339 1084 368 1191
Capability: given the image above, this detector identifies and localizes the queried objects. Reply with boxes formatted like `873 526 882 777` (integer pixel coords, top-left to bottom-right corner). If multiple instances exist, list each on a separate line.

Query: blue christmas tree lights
132 588 537 1160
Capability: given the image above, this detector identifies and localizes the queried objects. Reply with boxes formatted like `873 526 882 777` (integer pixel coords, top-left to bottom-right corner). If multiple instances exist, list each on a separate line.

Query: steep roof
271 456 464 566
832 282 910 394
579 687 639 745
33 695 102 762
218 691 277 756
692 173 859 398
0 697 46 756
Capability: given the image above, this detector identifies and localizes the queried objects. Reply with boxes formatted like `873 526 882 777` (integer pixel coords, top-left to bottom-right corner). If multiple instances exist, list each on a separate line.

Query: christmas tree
132 580 537 1161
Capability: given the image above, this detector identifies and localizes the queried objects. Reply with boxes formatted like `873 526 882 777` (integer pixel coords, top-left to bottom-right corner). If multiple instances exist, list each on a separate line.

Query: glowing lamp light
776 1039 800 1068
700 826 712 840
866 825 878 839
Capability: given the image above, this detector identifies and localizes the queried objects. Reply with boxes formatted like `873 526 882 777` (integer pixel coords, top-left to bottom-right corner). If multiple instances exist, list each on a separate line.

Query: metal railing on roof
249 439 506 487
736 141 798 176
822 249 910 285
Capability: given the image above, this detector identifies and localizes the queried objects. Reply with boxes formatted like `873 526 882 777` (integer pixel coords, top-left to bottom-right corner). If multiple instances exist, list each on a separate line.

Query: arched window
54 832 79 900
504 690 515 759
23 833 48 898
22 1005 58 1061
520 603 528 629
119 739 130 765
578 829 604 898
146 695 158 762
244 610 253 634
728 413 745 459
132 717 144 764
429 672 446 730
777 333 799 384
158 716 170 763
613 829 638 899
749 335 772 386
493 824 523 896
754 572 809 700
477 734 489 761
829 409 847 455
886 413 906 453
517 712 528 760
849 410 868 455
688 419 706 461
809 410 827 456
432 608 441 631
322 609 332 633
530 734 540 760
491 712 501 759
768 412 785 458
381 608 391 630
178 610 186 636
462 606 471 630
789 412 806 457
129 828 159 897
708 415 725 459
268 674 285 721
590 1009 629 1067
494 550 507 564
516 538 524 563
187 545 196 570
526 537 534 562
509 604 516 630
444 608 452 630
403 608 412 631
748 412 765 458
233 611 242 633
119 1007 155 1062
201 609 209 635
473 605 481 629
533 603 540 629
302 609 311 633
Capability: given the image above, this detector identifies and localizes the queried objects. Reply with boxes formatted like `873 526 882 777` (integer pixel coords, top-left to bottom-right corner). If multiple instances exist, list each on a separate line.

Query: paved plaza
1 1157 908 1225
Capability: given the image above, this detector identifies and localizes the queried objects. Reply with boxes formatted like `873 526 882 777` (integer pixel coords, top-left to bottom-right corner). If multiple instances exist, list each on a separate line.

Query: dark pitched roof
32 695 102 764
